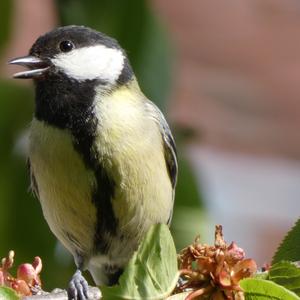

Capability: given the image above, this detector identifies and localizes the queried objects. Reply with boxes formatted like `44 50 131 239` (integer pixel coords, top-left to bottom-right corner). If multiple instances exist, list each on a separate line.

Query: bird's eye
59 40 74 52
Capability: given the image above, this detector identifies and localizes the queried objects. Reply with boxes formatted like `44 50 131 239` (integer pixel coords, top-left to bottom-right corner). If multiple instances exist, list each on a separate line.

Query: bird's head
9 25 133 87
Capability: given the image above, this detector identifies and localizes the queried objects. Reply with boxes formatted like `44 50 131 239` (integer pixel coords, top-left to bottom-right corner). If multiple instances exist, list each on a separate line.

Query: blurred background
0 0 299 290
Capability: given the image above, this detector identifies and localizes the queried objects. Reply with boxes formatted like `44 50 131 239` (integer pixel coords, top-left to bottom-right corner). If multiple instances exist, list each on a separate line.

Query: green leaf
241 278 300 300
101 224 179 300
272 218 300 264
268 261 300 296
0 287 19 300
255 271 269 280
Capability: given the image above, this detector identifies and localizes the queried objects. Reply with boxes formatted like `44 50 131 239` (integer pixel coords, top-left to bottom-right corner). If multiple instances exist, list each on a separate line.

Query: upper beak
8 56 51 79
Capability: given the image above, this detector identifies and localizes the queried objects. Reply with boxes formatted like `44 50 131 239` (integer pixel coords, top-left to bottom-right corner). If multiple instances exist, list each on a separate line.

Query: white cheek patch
51 45 124 82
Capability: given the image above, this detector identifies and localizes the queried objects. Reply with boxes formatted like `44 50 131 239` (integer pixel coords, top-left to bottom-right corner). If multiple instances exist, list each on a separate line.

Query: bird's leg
68 255 89 300
68 269 89 300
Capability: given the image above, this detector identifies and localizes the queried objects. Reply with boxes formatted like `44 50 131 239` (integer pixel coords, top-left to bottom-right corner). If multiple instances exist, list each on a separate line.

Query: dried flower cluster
177 225 257 300
0 250 42 296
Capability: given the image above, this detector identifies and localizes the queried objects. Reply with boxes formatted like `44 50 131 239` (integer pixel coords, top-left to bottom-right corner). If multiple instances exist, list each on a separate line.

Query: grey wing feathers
145 101 178 189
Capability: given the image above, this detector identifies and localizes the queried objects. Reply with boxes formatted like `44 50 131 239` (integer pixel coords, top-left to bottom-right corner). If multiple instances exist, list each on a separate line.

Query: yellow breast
94 87 173 245
29 118 97 257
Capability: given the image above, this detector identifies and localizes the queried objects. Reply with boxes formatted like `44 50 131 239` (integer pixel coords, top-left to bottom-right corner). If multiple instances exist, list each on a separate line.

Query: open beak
8 56 50 79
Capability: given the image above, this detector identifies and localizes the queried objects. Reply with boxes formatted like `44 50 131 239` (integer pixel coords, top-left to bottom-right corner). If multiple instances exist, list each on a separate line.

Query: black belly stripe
34 72 118 255
70 112 118 254
93 167 117 253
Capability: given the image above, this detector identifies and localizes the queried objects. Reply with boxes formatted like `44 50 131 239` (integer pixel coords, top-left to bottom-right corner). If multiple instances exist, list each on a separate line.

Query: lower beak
8 56 50 79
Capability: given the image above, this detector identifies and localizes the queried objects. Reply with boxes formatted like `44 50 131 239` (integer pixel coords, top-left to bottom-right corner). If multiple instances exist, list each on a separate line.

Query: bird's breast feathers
29 119 97 257
29 89 173 262
94 88 173 234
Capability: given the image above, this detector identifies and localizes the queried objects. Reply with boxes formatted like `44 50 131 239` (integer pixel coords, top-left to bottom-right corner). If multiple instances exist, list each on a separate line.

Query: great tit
9 25 177 300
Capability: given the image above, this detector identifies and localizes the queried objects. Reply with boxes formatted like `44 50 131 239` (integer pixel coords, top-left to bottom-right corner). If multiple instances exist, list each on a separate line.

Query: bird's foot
68 269 89 300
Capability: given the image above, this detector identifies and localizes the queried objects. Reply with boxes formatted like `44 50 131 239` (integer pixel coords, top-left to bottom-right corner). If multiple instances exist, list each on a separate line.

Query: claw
67 270 89 300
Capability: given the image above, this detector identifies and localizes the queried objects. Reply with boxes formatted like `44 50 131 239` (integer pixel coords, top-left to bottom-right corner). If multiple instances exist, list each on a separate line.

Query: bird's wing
144 100 178 190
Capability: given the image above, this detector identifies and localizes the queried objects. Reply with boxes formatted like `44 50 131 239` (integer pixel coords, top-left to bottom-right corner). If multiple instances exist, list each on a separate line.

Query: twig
23 286 102 300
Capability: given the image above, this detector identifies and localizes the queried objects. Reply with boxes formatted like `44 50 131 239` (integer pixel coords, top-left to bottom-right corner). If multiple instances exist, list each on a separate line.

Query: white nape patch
51 45 124 82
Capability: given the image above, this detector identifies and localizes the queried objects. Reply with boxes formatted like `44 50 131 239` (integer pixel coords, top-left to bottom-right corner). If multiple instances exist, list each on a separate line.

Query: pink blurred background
152 0 300 264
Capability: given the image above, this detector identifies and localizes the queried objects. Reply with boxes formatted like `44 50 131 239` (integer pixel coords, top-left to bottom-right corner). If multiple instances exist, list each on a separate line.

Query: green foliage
0 0 12 55
174 150 202 208
0 81 33 245
272 218 300 264
101 224 179 300
241 278 300 300
237 218 300 300
0 287 19 300
171 148 204 250
268 262 300 297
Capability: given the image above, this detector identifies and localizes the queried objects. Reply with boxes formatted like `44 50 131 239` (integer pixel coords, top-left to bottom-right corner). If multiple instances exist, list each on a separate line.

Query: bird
9 25 177 300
